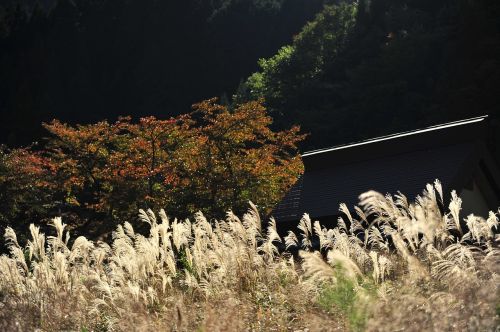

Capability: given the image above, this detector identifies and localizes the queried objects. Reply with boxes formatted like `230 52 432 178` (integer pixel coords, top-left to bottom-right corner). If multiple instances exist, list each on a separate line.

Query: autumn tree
36 99 304 232
176 98 305 217
0 146 56 242
42 120 121 224
104 116 194 220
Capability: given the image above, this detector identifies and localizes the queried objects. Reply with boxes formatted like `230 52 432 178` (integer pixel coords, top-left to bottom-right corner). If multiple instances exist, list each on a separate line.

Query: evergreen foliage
242 0 500 149
0 0 325 146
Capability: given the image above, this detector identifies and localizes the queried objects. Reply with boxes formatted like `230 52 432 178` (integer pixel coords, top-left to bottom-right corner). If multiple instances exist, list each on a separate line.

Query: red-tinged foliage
1 99 304 236
183 98 306 216
0 147 57 241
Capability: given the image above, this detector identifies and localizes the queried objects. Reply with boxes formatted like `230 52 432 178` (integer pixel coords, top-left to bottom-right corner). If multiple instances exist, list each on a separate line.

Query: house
272 115 500 229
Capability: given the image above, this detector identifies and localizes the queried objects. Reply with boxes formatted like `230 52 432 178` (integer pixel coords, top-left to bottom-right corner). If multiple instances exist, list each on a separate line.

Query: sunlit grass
0 181 498 331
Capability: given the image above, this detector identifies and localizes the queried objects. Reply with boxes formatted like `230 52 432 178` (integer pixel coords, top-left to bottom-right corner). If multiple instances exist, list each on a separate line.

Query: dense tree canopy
0 99 304 238
241 0 500 150
0 0 325 146
3 0 498 151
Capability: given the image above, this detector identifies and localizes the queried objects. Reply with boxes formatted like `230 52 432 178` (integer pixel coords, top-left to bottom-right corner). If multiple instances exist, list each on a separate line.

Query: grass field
0 181 498 331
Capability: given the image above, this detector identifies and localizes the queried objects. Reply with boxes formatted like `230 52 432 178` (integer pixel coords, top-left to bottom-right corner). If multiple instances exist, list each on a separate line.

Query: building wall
460 181 491 218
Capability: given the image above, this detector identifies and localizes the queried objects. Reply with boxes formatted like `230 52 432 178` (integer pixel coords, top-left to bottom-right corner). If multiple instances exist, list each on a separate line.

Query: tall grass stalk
0 181 498 331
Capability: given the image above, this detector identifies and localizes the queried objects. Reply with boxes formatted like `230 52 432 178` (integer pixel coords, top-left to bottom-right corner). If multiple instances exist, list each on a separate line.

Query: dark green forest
0 0 500 149
1 0 499 150
239 0 500 150
0 0 325 146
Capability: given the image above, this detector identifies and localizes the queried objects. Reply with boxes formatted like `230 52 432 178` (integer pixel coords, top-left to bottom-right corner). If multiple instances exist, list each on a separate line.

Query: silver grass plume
284 230 298 250
298 213 312 249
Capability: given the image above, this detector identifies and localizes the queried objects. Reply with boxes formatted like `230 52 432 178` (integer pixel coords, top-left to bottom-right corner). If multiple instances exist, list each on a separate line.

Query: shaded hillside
0 0 325 146
241 0 500 150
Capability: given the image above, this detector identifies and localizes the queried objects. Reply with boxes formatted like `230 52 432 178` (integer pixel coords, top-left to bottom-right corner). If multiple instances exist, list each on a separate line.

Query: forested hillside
2 0 498 151
240 0 500 150
0 0 325 146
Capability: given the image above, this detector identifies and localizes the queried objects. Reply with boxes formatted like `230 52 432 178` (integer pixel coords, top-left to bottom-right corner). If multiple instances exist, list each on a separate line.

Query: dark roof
273 116 490 222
